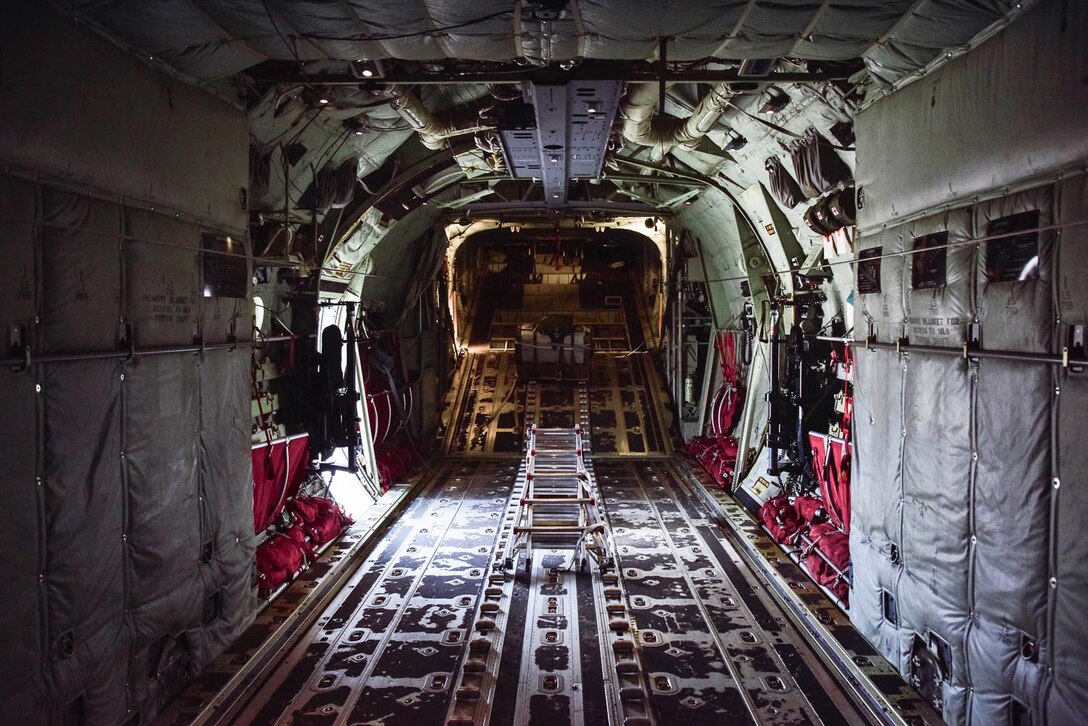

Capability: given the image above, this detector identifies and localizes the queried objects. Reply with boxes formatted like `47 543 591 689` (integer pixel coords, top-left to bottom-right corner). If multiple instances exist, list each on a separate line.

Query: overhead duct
621 82 739 161
386 85 494 151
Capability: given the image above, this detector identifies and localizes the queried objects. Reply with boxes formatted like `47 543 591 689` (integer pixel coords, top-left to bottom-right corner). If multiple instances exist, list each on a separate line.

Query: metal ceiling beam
248 66 856 86
456 200 669 216
464 174 704 187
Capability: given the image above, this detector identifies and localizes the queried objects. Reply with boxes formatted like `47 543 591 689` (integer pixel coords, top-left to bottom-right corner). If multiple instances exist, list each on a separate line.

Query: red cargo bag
290 496 354 547
760 495 803 545
803 522 850 605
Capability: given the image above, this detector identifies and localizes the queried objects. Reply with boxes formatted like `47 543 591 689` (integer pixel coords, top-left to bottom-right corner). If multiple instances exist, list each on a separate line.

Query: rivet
1052 478 1061 490
1050 577 1058 589
970 535 976 544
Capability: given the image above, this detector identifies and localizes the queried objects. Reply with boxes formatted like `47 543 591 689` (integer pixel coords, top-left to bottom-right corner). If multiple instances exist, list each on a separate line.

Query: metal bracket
965 322 982 365
8 323 25 357
8 324 29 371
1068 324 1085 373
118 322 135 358
865 321 876 351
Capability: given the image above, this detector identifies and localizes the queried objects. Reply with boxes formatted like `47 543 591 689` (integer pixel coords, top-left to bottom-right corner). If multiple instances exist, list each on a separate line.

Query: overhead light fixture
349 59 384 80
318 97 329 105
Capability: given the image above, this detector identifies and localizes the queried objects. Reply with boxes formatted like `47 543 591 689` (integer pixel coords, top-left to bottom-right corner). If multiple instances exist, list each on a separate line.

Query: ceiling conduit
386 85 496 150
620 82 738 161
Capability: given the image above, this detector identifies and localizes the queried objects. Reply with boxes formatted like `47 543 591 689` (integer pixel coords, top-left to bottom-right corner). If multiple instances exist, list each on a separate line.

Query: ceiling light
350 59 384 80
587 106 597 114
318 98 329 105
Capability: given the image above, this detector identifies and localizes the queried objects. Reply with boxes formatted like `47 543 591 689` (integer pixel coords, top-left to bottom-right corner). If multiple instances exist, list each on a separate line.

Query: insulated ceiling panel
69 0 1029 88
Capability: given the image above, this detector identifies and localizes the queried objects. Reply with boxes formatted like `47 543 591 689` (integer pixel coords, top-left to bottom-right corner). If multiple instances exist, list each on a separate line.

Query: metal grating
498 81 622 208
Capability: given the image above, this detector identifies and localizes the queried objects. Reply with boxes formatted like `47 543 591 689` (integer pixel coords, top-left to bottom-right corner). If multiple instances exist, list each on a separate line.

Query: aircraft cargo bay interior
1 2 1087 725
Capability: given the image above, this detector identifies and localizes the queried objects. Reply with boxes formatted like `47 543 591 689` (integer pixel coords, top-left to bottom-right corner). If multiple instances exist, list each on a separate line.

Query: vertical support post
768 301 782 475
343 302 362 473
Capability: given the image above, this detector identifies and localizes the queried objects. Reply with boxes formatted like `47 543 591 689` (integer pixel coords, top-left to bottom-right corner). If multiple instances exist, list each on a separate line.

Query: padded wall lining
851 178 1083 724
0 369 45 721
854 225 905 343
903 209 973 347
40 188 122 354
125 210 202 348
0 175 36 332
125 356 204 651
974 187 1056 353
855 0 1088 232
42 359 126 720
0 182 255 725
1048 172 1088 723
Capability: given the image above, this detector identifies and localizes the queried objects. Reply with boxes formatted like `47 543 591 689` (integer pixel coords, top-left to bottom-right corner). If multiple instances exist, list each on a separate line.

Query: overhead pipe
385 85 495 150
620 81 739 161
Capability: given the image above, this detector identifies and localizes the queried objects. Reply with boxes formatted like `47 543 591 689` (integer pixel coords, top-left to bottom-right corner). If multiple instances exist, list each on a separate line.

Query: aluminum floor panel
220 460 519 724
180 457 931 726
